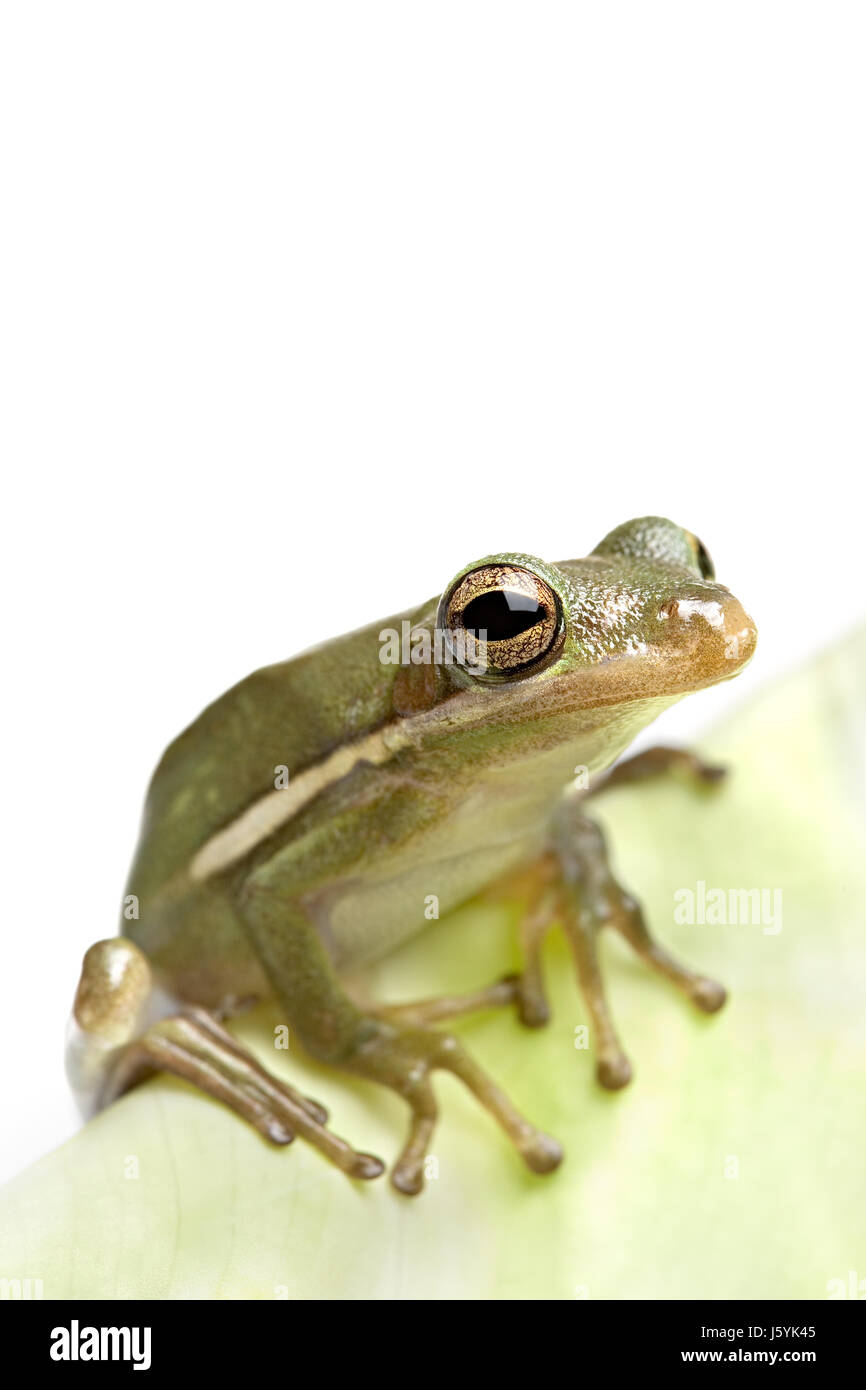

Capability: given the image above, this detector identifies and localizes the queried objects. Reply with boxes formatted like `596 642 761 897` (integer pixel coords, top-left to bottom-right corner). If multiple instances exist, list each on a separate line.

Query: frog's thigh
553 807 727 1089
66 939 383 1181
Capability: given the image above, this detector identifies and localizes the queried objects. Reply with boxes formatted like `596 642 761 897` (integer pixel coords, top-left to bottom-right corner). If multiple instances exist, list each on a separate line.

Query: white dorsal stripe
189 724 406 882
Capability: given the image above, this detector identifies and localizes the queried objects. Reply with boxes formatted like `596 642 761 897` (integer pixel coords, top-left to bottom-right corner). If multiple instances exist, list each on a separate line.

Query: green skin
67 516 757 1195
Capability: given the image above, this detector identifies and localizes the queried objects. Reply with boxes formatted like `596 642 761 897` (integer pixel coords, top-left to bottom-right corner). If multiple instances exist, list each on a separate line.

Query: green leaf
3 628 866 1299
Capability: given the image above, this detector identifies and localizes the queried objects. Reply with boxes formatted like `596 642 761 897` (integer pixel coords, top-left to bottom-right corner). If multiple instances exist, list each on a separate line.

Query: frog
67 516 757 1195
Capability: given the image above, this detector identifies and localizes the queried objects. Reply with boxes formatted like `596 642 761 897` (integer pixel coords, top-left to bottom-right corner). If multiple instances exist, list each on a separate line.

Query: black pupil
462 590 545 642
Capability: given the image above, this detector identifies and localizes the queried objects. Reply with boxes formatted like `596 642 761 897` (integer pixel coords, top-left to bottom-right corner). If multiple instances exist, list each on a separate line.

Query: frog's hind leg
67 939 384 1181
553 806 727 1089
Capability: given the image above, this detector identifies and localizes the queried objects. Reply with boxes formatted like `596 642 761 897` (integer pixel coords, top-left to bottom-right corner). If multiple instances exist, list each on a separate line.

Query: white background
1 3 864 1186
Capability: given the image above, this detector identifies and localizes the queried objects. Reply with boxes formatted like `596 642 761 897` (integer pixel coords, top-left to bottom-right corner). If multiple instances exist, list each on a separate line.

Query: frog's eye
594 517 717 581
442 564 563 679
691 534 715 580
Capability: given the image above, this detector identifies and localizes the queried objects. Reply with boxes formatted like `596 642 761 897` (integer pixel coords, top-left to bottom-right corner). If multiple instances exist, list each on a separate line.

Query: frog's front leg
236 880 563 1196
66 939 384 1180
481 749 729 1062
552 801 727 1089
589 744 726 795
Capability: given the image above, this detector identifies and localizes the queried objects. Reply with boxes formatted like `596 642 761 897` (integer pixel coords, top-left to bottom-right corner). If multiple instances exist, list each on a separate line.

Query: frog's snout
656 588 757 685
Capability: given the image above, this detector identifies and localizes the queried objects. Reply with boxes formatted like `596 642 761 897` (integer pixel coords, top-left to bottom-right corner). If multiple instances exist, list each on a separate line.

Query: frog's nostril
657 597 725 627
654 589 757 683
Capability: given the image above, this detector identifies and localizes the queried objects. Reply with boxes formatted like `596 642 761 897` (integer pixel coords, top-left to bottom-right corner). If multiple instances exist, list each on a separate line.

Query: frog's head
431 517 756 735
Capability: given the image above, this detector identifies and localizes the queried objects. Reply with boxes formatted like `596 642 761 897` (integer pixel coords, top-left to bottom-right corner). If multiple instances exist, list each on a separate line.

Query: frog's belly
323 834 545 971
317 706 646 970
318 777 557 972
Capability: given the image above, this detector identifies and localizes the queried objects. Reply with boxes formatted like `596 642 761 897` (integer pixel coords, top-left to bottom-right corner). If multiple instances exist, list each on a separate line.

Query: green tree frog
67 517 756 1195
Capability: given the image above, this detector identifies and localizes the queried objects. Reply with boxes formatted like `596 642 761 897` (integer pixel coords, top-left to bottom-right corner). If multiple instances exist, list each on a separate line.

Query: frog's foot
553 811 727 1089
67 939 384 1183
341 1019 563 1195
373 886 559 1034
588 744 726 797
